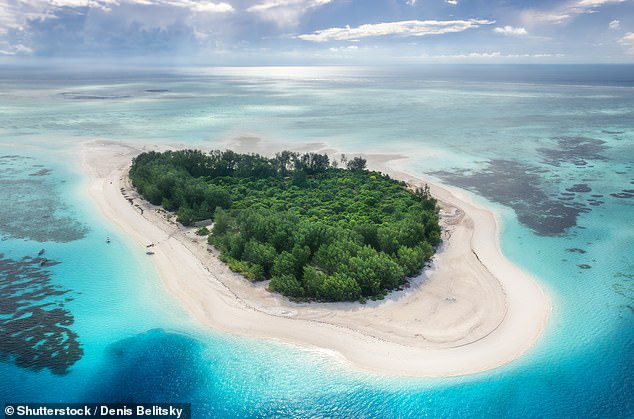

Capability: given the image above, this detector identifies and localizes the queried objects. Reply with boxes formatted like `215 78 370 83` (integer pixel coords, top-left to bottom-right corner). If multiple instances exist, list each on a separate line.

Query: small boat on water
106 236 111 243
39 258 48 266
146 251 155 255
38 249 45 256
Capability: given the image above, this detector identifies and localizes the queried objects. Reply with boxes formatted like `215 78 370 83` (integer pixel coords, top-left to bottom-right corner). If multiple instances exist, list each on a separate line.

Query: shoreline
82 140 551 377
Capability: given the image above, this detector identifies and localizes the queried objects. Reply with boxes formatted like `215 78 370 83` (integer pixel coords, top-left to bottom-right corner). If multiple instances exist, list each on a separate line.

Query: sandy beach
82 139 551 377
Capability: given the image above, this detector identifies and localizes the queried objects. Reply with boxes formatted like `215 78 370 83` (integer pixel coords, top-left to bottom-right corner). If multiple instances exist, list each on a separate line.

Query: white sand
82 140 551 377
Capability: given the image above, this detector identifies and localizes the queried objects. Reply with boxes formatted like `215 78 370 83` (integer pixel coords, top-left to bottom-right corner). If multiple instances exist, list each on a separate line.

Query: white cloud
521 11 572 25
521 0 627 26
575 0 625 7
618 32 634 54
0 5 17 34
445 0 458 5
460 52 501 58
0 0 234 55
247 0 332 27
121 0 235 13
247 0 331 12
569 0 627 16
0 43 33 55
163 1 234 13
406 0 416 5
298 19 494 42
494 25 528 36
329 45 359 52
0 0 233 33
14 43 34 54
46 0 118 11
609 19 620 29
421 51 565 60
4 0 234 22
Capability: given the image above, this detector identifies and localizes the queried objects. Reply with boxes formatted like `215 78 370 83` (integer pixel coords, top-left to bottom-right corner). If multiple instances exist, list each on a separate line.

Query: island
129 149 442 303
82 140 550 377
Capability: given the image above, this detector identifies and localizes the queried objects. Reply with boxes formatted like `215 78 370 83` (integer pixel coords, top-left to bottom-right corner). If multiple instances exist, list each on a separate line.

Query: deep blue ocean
0 65 633 418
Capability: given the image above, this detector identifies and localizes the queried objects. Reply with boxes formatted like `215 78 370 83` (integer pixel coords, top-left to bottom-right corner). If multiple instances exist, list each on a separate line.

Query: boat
38 249 45 255
39 258 48 266
146 251 155 255
106 236 111 243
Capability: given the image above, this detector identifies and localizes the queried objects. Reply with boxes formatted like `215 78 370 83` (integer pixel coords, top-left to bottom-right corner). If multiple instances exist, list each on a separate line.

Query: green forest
129 149 441 302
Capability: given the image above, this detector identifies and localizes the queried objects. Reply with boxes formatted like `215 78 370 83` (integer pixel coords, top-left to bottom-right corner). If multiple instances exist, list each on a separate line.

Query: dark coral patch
432 159 587 236
611 192 634 199
0 156 88 242
29 168 53 177
567 184 592 193
538 136 608 167
602 130 624 134
0 254 82 374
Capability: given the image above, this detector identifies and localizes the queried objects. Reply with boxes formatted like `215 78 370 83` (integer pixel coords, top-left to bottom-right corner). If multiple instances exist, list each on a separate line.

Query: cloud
165 1 234 13
0 0 233 34
0 43 33 55
421 51 565 60
1 1 237 59
298 19 494 42
618 32 634 54
575 0 625 7
445 0 458 5
0 0 235 55
521 0 627 26
328 45 359 52
10 0 234 15
521 11 572 25
494 26 528 36
570 0 627 16
457 52 501 58
609 19 620 29
406 0 416 5
247 0 333 27
1 0 234 25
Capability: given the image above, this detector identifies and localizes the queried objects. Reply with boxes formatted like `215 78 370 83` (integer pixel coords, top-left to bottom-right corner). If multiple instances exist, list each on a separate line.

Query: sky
1 0 634 64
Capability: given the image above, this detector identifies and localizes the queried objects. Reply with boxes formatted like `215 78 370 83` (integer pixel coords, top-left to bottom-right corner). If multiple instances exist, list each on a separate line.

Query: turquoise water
1 65 632 417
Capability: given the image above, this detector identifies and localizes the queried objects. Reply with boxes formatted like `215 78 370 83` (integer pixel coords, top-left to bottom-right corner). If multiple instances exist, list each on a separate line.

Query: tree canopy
129 149 441 302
